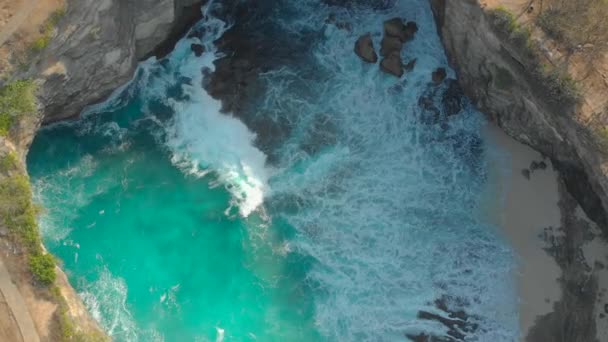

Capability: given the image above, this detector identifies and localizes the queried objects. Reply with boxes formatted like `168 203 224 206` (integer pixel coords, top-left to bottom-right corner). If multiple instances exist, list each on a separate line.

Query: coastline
483 122 608 341
482 123 562 339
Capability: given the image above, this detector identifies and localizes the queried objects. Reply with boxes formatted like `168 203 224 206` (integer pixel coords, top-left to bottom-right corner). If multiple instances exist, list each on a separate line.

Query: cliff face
429 0 608 231
36 0 202 125
0 0 203 338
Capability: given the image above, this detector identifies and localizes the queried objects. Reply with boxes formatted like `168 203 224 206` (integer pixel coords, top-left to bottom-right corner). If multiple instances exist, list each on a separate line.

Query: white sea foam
127 5 271 218
259 0 519 340
80 268 145 341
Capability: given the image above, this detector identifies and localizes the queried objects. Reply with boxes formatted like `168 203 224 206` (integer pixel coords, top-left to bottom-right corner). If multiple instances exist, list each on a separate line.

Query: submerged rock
323 0 396 10
432 67 447 84
404 58 417 72
325 13 352 31
442 79 465 116
380 52 403 77
190 43 205 57
354 33 378 63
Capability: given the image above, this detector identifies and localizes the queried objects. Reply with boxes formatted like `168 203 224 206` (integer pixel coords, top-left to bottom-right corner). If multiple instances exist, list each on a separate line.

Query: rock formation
380 53 404 77
354 33 378 63
429 0 608 230
376 18 419 77
191 43 205 56
36 0 204 125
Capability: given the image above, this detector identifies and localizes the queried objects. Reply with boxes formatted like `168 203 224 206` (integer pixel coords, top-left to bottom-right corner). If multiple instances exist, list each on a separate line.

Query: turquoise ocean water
27 1 519 341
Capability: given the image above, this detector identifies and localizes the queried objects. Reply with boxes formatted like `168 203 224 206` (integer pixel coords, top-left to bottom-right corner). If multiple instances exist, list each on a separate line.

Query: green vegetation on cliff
30 8 66 53
537 0 608 58
487 6 581 107
0 80 37 136
0 172 56 285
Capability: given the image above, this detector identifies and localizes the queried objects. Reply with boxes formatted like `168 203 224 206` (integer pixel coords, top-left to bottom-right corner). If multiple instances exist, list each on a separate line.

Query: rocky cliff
429 0 608 232
35 0 202 126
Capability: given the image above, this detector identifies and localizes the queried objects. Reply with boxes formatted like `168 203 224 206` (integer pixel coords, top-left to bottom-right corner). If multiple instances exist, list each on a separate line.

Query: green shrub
488 6 517 33
0 80 37 136
0 152 18 173
539 67 581 105
29 253 56 286
30 36 52 53
29 7 65 53
0 175 41 250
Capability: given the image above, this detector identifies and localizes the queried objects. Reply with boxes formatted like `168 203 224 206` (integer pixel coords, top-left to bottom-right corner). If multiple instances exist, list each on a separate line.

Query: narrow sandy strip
482 123 562 340
0 257 40 342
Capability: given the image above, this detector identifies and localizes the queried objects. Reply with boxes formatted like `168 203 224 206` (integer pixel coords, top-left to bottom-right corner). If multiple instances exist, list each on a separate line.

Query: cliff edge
429 0 608 340
0 0 204 340
430 0 608 232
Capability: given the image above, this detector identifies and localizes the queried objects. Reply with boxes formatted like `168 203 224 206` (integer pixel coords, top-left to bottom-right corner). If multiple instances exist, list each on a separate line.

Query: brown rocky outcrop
354 33 378 63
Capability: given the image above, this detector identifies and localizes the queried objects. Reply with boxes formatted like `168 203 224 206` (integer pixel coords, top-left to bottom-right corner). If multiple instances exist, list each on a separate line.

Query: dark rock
418 95 441 123
187 27 206 40
522 168 531 180
442 79 464 116
380 52 403 77
325 13 337 24
405 333 453 342
380 35 403 56
323 0 396 10
538 161 548 170
335 21 353 31
405 21 419 37
354 33 378 63
552 160 608 230
325 13 352 31
531 161 541 171
404 58 417 72
383 18 418 42
432 67 447 84
190 43 205 57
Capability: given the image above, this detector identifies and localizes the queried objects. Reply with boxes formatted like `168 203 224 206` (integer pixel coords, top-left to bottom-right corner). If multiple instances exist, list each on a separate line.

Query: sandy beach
483 122 608 341
482 123 563 339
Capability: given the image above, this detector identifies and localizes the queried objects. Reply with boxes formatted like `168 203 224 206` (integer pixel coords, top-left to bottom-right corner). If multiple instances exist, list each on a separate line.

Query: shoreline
482 123 562 339
483 122 608 341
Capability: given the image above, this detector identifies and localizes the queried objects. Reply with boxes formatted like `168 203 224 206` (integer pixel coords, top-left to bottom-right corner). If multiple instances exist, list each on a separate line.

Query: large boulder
383 18 418 42
380 35 402 57
380 52 403 77
354 33 378 63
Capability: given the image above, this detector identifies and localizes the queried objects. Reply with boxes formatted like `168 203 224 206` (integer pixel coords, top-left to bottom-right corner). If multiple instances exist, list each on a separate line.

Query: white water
89 4 271 218
259 0 519 340
33 0 521 340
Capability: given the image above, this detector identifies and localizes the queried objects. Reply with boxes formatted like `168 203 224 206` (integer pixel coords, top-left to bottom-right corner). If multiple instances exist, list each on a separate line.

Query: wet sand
482 123 562 339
